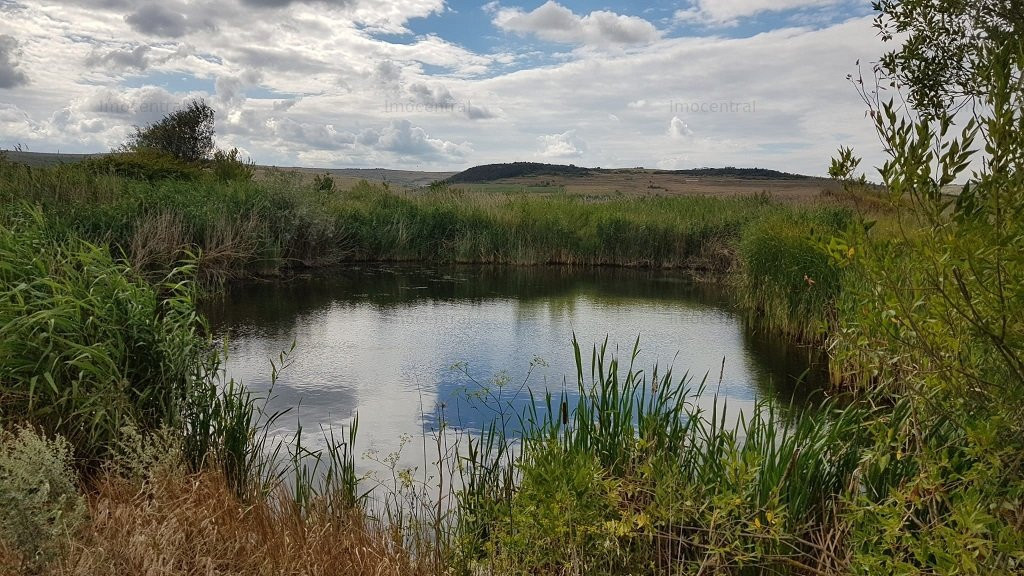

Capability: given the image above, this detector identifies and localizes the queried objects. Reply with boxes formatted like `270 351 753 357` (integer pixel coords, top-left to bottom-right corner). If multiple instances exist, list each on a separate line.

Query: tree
124 98 215 163
872 0 1024 117
835 3 1024 572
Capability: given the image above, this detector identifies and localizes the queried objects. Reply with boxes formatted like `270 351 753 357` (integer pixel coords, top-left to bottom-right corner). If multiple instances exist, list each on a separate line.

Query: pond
203 265 826 475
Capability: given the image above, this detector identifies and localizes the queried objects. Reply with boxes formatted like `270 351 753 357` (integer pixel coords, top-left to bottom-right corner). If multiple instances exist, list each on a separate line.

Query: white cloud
676 0 848 26
668 116 693 139
373 119 469 159
494 1 660 47
538 129 585 158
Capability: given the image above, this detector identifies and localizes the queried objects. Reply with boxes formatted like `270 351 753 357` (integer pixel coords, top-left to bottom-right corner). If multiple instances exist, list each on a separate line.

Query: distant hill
2 150 101 167
448 162 592 183
448 163 813 183
658 167 812 180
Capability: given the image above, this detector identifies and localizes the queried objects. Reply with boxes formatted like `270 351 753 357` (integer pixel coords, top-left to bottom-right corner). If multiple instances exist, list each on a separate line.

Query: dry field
452 171 841 201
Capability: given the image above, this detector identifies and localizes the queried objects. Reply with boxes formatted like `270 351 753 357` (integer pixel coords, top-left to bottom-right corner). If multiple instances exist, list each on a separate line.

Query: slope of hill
3 150 100 167
658 167 811 180
447 162 592 183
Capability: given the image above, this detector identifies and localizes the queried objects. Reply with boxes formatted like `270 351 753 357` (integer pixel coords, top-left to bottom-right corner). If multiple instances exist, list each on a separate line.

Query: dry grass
30 470 423 576
456 173 842 202
197 213 265 285
129 212 189 276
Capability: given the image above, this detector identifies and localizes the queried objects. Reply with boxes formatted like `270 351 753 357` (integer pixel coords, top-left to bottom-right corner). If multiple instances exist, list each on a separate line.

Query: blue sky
0 0 887 174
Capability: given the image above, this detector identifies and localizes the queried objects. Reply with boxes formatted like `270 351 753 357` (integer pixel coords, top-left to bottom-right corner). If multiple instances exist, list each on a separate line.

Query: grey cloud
273 99 298 111
465 103 497 120
356 128 379 146
216 76 245 108
125 2 215 38
219 108 266 137
0 35 29 89
375 60 402 83
234 46 328 74
86 44 151 71
78 85 186 125
408 83 496 120
374 119 466 159
215 71 261 109
408 82 455 107
274 117 355 150
238 0 355 7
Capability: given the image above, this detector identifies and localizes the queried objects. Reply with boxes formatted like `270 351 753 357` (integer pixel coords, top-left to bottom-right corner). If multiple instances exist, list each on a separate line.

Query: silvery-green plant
0 427 85 571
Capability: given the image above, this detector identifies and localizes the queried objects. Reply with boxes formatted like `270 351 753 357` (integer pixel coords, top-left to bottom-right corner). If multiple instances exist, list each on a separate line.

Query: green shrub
82 148 201 181
211 147 255 183
0 426 85 571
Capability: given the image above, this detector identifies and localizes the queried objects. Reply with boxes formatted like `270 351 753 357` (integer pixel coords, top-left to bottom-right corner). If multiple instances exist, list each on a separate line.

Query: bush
0 426 85 571
211 147 254 183
82 148 201 182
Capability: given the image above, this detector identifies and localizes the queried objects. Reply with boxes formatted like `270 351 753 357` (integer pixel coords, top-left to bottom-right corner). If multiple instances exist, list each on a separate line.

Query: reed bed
0 154 851 286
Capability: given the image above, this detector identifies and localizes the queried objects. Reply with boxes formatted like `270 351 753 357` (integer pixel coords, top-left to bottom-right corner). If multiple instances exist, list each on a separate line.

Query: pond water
203 265 826 475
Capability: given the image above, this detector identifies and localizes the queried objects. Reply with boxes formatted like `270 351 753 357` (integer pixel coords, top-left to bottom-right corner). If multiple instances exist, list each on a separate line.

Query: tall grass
446 337 886 575
0 155 851 285
0 207 213 467
736 210 852 344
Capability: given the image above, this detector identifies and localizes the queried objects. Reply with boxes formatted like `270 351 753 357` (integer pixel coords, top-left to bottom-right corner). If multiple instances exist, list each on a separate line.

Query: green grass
0 207 213 466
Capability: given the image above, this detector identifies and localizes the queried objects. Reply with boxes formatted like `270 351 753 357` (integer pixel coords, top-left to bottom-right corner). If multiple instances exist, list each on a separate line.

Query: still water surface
204 265 825 473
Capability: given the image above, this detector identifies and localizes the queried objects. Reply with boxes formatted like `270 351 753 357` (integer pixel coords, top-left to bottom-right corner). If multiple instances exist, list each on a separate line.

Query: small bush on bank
0 427 85 572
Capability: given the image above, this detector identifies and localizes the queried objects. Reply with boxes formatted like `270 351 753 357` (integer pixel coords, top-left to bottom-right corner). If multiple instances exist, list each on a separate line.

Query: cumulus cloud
538 129 585 158
75 85 193 125
374 60 403 90
272 117 355 150
0 35 29 89
239 0 354 7
215 70 262 110
676 0 847 26
494 1 660 47
85 42 196 74
668 116 694 139
465 103 497 120
0 0 885 172
373 119 468 159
